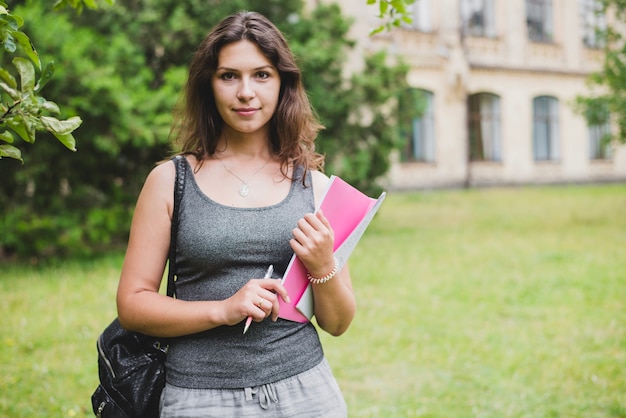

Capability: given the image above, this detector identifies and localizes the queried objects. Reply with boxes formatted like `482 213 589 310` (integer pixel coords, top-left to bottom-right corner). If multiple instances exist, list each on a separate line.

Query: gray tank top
165 158 324 389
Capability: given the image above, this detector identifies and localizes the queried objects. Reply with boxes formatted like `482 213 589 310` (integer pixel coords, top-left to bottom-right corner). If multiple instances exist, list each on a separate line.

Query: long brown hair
171 11 324 176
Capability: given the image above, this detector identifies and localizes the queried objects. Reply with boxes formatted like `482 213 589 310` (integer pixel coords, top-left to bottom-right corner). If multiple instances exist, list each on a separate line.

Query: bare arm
289 170 357 336
116 159 289 337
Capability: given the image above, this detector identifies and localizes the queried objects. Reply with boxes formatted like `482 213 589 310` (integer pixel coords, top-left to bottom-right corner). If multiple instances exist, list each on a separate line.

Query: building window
404 0 432 32
468 93 501 161
588 105 612 159
526 0 553 42
589 121 612 159
461 0 496 38
401 89 435 163
580 0 606 48
533 96 560 161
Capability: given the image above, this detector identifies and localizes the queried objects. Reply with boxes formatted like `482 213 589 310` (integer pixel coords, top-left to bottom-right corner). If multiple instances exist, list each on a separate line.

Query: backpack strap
166 155 186 298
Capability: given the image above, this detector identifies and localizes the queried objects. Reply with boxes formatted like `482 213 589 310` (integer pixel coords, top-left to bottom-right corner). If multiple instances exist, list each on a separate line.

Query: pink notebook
278 175 386 322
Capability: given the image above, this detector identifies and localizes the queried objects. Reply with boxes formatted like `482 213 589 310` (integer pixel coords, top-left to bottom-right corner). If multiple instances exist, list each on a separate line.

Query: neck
216 127 271 157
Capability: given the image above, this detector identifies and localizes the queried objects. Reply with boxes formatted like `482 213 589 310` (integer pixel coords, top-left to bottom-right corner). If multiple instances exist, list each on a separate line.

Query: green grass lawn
2 184 625 417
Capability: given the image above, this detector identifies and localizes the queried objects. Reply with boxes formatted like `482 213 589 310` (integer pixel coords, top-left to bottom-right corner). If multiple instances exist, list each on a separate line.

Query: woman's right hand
221 278 290 325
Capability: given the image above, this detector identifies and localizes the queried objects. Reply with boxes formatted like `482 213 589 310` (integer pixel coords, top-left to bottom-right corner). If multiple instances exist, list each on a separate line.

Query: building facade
333 0 626 189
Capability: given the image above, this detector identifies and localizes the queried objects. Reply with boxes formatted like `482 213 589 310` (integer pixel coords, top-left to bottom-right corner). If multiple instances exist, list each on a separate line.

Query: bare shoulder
310 169 330 185
310 169 330 207
139 158 177 215
145 159 176 193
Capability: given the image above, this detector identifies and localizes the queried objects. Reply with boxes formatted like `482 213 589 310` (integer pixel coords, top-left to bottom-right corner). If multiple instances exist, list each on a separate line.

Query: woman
116 11 356 417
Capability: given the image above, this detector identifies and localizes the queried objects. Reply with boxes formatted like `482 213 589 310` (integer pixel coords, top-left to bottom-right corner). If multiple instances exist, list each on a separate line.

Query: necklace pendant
239 183 249 197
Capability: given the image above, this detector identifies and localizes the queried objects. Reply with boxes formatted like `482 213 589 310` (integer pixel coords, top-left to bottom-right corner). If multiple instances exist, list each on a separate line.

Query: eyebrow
216 65 276 72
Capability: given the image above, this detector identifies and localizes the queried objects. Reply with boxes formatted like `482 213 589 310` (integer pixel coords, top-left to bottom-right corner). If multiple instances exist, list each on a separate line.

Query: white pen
243 264 274 334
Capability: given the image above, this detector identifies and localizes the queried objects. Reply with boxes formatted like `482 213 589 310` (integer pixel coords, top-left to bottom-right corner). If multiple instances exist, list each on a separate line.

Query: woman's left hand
289 210 336 278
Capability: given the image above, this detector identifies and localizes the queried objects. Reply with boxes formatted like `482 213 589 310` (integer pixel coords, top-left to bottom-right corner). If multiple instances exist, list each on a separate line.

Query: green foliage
332 52 410 194
368 0 416 35
288 4 410 195
0 1 82 162
53 0 115 13
1 0 408 259
575 0 626 144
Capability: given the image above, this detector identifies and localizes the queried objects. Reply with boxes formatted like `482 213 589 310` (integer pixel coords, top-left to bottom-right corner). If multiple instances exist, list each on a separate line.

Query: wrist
307 256 339 285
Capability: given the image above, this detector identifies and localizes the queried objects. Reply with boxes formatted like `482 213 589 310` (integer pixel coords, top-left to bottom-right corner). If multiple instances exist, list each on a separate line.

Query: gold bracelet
307 256 339 284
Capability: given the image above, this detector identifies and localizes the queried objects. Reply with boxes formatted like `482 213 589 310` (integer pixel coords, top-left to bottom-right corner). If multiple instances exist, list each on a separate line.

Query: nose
237 78 255 101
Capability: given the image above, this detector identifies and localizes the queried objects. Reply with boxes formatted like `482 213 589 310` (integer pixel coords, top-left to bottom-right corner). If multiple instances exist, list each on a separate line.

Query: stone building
331 0 626 189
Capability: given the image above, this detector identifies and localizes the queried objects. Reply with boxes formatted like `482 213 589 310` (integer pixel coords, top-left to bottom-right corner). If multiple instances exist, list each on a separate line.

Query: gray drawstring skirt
159 358 347 417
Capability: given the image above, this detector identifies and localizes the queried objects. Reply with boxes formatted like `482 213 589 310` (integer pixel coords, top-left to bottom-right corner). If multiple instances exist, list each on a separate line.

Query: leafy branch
0 1 113 163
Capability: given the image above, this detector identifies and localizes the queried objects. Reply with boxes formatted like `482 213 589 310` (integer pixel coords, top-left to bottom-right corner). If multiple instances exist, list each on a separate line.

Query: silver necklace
215 154 271 197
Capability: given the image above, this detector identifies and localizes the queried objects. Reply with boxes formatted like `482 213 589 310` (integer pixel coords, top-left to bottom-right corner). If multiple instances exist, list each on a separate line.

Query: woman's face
211 40 281 138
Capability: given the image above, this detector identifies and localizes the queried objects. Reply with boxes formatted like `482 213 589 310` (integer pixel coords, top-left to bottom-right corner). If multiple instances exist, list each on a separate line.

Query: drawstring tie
245 383 279 409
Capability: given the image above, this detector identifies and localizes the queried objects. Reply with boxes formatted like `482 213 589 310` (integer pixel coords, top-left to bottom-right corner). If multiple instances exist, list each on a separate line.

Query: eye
256 71 270 80
219 72 237 81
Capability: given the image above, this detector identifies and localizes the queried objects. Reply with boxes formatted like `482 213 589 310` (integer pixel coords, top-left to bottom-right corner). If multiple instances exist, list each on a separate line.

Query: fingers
290 212 334 256
253 297 271 320
244 279 290 323
296 212 330 236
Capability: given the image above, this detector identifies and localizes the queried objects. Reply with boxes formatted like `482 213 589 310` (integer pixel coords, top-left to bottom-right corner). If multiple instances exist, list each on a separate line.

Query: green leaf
0 14 20 31
41 115 82 135
3 32 16 52
0 15 20 33
7 115 35 143
391 0 407 14
0 66 16 88
83 0 99 9
49 131 77 151
0 81 20 100
35 61 55 92
379 1 389 16
369 25 386 36
0 143 22 161
0 129 14 143
13 57 35 92
13 31 40 70
366 0 376 4
8 11 23 28
42 100 61 114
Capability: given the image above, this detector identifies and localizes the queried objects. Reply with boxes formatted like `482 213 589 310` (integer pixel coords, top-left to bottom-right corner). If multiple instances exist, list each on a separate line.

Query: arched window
468 93 501 161
400 89 435 163
533 96 560 161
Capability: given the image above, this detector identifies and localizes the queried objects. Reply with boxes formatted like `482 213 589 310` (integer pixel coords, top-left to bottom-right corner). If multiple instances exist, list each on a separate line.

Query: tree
288 4 410 193
575 0 626 145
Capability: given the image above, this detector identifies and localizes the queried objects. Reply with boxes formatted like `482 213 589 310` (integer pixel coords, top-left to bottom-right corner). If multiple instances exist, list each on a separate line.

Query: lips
235 107 258 116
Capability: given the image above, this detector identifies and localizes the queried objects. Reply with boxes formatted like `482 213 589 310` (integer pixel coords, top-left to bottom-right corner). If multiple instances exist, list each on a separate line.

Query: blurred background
1 1 625 417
